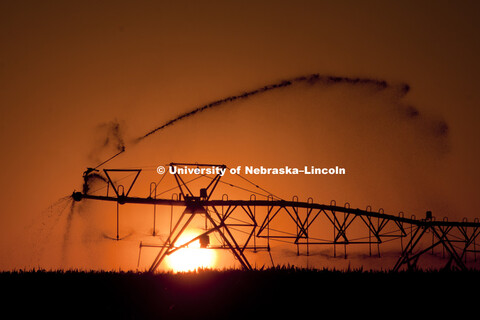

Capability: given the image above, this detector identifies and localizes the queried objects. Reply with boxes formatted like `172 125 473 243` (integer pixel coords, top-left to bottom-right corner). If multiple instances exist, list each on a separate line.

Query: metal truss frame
72 163 480 272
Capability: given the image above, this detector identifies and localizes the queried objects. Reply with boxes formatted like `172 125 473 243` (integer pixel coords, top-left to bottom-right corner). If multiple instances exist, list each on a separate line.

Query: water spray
80 146 126 196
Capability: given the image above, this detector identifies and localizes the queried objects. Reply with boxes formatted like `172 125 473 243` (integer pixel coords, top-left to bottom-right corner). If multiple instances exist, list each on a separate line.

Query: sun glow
166 230 216 272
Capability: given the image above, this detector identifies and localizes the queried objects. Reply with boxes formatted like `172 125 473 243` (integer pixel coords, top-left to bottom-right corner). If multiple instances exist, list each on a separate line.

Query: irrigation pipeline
72 193 480 229
72 163 480 272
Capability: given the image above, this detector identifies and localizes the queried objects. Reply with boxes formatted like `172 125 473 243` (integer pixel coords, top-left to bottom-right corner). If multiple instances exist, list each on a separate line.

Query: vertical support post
221 194 229 249
410 215 416 255
343 202 349 259
306 197 313 257
366 206 372 257
306 207 309 257
462 218 468 264
369 229 372 257
442 217 448 258
116 185 124 241
267 210 270 253
431 216 436 255
432 228 435 255
377 214 381 258
474 220 478 262
294 196 299 256
253 205 257 252
399 212 404 253
377 209 384 258
153 202 156 236
251 194 257 252
116 201 119 241
296 218 299 256
267 195 272 254
205 212 208 231
170 193 178 235
150 182 157 236
344 211 347 259
137 241 143 270
333 211 336 258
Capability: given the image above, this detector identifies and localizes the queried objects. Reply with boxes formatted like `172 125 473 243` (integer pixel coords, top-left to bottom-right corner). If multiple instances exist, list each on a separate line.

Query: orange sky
1 0 480 270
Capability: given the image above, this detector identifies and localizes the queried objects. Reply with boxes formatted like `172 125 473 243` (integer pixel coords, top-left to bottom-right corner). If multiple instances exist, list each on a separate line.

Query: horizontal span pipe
75 193 480 228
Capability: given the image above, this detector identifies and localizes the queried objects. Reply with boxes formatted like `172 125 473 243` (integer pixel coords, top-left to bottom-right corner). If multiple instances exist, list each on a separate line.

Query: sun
166 230 216 272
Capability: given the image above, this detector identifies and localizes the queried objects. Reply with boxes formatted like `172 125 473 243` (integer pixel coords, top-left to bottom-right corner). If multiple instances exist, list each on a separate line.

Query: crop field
1 267 478 319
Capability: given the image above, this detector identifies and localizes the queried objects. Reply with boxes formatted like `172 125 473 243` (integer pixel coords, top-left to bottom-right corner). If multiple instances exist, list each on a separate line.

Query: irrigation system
72 162 480 272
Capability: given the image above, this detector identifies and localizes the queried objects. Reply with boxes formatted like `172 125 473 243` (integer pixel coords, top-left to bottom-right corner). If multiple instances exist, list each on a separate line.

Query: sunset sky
1 0 479 271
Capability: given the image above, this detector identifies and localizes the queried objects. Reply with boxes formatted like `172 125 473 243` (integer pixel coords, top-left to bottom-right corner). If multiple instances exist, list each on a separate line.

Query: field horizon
2 266 478 319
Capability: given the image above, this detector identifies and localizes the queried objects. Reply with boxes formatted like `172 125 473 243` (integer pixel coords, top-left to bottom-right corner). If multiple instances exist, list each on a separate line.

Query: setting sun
166 230 217 272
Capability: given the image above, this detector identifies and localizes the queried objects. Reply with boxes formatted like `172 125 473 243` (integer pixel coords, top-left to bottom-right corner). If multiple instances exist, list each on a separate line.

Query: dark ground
1 267 478 319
